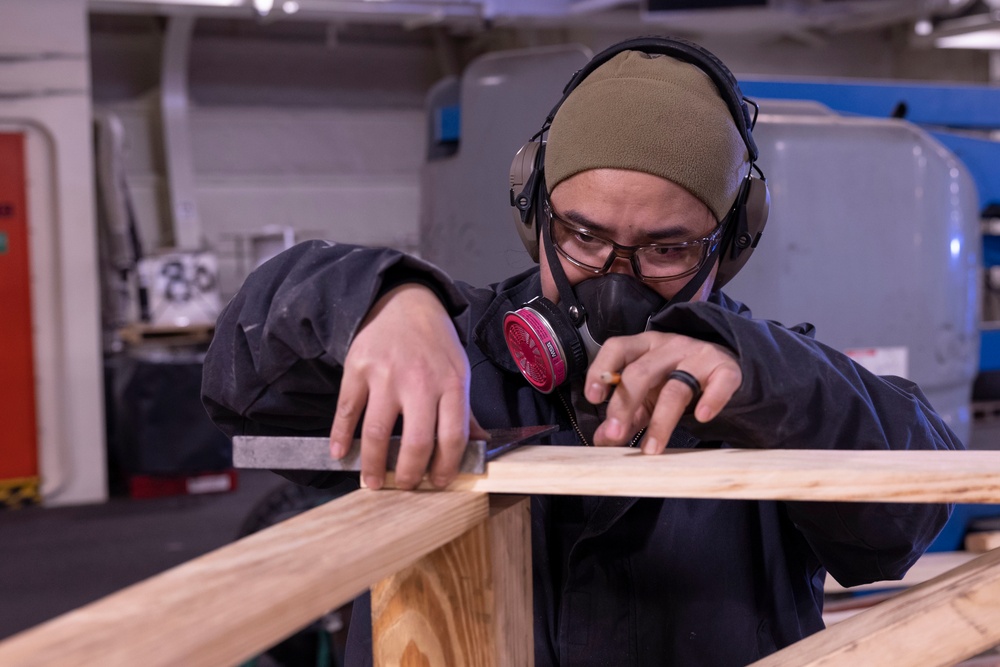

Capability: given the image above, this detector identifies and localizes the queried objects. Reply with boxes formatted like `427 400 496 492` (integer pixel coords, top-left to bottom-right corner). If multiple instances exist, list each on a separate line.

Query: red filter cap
503 307 567 394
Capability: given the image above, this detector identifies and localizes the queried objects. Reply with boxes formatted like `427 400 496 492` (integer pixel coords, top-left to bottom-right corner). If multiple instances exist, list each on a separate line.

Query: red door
0 132 40 506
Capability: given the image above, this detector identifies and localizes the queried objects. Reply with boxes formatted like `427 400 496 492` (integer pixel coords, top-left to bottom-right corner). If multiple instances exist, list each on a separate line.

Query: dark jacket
202 240 962 666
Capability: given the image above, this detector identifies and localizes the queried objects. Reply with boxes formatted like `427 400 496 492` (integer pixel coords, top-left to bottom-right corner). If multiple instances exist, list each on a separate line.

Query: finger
641 374 697 455
632 403 651 432
596 348 674 446
593 374 653 446
693 363 742 423
394 390 439 490
584 335 658 404
359 394 401 491
428 382 471 488
584 373 614 406
329 370 369 459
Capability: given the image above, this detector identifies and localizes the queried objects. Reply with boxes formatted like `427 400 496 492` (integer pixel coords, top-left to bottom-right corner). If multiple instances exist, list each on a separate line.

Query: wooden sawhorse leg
371 495 533 667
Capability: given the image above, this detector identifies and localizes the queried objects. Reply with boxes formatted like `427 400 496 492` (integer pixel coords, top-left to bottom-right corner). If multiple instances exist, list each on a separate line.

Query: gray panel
420 44 591 286
725 112 980 445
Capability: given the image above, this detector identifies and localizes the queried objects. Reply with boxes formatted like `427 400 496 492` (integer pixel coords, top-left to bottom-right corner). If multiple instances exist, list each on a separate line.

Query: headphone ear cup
715 175 770 289
509 141 544 262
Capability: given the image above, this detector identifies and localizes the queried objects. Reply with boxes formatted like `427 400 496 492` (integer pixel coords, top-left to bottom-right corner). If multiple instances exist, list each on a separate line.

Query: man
203 38 962 665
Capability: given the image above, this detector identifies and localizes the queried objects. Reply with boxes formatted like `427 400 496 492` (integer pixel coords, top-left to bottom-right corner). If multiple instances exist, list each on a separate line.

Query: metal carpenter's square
232 424 558 475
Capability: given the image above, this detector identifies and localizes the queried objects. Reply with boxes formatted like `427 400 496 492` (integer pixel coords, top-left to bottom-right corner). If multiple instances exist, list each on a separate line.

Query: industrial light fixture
936 29 1000 47
95 0 245 5
916 6 1000 49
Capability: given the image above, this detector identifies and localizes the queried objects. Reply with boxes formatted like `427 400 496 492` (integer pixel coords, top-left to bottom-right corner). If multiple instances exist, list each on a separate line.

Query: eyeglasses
545 197 724 282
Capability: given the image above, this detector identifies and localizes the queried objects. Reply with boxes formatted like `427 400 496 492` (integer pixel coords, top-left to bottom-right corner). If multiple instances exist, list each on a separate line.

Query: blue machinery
738 78 1000 381
734 78 1000 552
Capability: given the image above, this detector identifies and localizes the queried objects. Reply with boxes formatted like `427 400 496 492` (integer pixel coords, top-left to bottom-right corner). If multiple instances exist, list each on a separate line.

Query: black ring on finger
667 369 703 405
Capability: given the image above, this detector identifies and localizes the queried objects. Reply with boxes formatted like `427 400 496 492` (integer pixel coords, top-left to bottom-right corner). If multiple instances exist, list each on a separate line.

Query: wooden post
371 496 533 667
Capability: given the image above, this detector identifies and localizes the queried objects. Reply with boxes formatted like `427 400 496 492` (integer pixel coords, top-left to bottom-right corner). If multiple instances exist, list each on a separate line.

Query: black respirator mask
503 214 720 393
503 275 666 393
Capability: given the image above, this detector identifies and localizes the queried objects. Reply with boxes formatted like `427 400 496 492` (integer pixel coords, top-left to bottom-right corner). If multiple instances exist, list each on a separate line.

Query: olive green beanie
544 50 749 222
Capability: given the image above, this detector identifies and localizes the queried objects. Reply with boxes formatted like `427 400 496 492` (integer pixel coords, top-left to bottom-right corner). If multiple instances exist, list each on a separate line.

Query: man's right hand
328 283 486 491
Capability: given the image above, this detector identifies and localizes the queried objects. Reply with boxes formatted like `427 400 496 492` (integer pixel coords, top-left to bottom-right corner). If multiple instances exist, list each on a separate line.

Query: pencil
599 371 622 385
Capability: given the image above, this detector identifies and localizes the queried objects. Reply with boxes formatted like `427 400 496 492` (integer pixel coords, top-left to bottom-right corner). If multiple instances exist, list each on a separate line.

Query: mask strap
541 205 586 325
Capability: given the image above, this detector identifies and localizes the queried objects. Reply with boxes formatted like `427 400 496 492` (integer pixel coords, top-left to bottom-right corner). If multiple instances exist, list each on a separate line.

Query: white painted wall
90 24 438 298
0 0 106 506
96 99 426 298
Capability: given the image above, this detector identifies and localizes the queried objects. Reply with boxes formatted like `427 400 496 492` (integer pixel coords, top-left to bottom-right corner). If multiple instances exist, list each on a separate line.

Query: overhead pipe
161 15 203 250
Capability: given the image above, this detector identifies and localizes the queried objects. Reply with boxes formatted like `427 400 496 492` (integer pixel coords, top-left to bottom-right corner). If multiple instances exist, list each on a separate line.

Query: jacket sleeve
656 300 963 587
201 240 470 486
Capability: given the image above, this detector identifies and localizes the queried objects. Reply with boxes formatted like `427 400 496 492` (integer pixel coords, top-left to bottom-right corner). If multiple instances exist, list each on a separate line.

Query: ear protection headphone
508 35 770 289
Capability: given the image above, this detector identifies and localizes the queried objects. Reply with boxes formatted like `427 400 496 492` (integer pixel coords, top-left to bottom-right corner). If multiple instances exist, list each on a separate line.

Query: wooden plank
385 446 1000 503
118 322 215 346
371 496 533 667
488 496 534 667
0 490 489 667
967 531 1000 553
822 590 898 626
751 547 1000 667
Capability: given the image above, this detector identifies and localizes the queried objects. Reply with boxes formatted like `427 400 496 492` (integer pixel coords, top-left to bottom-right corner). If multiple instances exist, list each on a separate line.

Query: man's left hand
584 332 742 454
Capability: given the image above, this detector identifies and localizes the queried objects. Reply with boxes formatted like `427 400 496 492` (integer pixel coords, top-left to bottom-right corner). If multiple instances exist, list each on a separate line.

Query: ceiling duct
90 0 976 36
638 0 978 36
89 0 485 26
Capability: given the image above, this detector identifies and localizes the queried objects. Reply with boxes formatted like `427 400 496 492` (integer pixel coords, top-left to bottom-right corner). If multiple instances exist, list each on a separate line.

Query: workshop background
3 0 1000 665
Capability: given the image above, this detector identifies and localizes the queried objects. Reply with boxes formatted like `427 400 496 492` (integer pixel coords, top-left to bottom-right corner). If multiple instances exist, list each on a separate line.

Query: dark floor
0 469 289 641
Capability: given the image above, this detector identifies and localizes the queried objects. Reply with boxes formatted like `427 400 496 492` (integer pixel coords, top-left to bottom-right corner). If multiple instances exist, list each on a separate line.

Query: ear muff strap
514 156 543 226
714 165 769 289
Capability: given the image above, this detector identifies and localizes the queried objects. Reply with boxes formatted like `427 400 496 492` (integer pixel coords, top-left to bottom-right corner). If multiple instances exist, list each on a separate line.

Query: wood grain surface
967 531 1000 553
0 490 488 667
371 496 532 667
487 496 534 667
384 446 1000 503
9 445 1000 667
752 547 1000 667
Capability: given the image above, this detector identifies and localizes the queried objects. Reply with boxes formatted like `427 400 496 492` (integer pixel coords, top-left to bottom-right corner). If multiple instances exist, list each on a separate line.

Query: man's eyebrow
558 208 703 241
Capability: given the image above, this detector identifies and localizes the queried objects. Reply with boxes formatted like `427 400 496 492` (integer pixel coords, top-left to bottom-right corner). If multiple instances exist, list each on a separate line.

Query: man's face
540 168 720 303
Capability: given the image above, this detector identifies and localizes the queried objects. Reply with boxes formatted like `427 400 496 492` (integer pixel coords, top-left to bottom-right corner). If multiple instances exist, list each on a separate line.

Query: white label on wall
186 473 232 495
844 346 909 378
